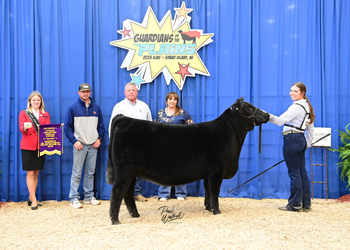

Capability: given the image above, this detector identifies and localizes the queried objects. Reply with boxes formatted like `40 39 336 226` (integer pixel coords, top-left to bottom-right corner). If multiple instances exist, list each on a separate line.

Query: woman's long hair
166 92 181 116
27 90 46 114
292 82 315 123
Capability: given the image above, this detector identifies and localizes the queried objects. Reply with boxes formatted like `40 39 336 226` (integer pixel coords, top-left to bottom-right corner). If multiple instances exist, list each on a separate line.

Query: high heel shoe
28 198 43 207
31 205 38 210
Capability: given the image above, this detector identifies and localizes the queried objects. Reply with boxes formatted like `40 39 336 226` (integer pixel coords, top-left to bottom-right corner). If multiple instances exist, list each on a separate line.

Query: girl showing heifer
269 82 315 212
154 92 194 201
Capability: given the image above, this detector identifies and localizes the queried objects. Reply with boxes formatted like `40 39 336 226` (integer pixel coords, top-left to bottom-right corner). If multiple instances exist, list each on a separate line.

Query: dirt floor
0 196 349 250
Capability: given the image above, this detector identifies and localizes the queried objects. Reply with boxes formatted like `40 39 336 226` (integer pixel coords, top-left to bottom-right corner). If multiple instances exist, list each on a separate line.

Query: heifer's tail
106 159 114 185
106 115 119 185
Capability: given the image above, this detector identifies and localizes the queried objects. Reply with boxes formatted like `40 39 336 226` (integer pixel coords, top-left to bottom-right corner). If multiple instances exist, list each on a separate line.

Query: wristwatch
98 138 103 143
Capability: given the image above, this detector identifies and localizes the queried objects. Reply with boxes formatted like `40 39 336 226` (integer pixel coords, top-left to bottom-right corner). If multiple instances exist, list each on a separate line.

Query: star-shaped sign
110 4 213 90
131 73 145 88
118 27 131 38
176 63 192 80
175 2 192 19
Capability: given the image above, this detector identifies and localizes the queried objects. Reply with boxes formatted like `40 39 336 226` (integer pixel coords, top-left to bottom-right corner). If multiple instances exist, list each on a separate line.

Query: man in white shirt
109 83 152 202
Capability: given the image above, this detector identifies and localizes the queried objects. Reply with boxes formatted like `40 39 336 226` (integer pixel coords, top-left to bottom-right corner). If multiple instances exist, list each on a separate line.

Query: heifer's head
230 97 270 130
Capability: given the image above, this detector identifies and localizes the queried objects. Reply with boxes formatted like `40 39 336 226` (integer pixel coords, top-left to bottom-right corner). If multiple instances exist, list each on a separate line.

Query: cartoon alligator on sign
178 30 201 44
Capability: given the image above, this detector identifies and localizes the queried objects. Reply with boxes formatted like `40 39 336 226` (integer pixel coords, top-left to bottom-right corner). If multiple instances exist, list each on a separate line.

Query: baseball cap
79 83 91 92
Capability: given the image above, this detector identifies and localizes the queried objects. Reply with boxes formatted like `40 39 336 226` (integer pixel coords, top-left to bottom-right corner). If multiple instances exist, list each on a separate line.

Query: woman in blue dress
154 92 194 201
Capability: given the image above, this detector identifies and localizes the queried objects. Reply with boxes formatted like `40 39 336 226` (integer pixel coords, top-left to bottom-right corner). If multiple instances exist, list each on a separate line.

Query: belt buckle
282 130 291 136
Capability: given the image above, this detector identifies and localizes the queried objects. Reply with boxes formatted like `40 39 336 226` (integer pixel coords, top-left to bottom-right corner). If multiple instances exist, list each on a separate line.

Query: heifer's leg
110 175 135 225
208 176 223 215
110 183 123 225
204 179 212 211
124 177 140 218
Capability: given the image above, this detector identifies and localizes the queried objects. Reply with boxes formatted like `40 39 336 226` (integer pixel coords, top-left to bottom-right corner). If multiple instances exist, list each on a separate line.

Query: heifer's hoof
213 210 221 215
111 218 121 225
130 212 140 218
205 206 214 212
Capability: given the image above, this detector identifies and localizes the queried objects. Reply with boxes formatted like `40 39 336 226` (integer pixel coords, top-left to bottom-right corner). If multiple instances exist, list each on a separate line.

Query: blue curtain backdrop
1 0 349 202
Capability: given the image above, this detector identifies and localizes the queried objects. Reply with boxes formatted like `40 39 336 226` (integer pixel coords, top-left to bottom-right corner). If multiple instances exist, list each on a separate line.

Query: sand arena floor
0 196 349 249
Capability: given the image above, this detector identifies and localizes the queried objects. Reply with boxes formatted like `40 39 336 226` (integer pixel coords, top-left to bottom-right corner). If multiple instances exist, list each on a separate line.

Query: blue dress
154 109 194 124
154 108 194 199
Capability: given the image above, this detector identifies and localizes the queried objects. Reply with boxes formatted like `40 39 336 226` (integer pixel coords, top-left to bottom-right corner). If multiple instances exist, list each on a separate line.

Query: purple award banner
39 124 63 156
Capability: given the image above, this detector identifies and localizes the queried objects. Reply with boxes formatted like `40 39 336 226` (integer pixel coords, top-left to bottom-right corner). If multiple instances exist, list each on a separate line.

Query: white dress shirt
108 98 152 137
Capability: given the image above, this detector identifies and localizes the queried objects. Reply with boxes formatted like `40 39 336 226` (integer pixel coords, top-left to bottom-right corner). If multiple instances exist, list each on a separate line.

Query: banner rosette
38 123 64 156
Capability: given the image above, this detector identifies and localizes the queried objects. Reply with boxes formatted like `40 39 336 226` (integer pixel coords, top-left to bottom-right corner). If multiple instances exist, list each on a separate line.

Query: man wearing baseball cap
64 83 105 209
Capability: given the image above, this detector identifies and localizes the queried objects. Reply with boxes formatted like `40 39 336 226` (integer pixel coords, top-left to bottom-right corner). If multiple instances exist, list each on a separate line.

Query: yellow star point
175 2 192 19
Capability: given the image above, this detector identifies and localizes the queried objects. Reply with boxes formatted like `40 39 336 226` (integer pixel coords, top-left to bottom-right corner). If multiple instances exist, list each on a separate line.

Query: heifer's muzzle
247 107 258 126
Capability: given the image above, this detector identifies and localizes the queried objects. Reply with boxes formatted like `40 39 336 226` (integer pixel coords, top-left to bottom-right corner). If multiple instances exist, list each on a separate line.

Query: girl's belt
282 130 303 136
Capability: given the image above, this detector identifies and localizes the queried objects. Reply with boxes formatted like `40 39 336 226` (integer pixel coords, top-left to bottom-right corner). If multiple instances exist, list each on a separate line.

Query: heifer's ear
236 97 245 104
236 97 243 105
235 97 244 112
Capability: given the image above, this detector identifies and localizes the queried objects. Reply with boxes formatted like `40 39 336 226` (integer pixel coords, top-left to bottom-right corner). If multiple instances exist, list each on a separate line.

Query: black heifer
178 30 197 44
106 97 269 224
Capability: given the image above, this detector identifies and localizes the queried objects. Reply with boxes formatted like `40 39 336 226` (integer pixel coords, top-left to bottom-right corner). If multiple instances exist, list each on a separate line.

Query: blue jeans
134 177 143 197
283 133 311 210
158 185 187 199
69 144 98 201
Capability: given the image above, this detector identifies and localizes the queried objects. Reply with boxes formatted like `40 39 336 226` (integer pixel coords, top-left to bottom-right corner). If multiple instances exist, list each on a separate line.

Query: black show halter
231 105 258 126
227 133 331 194
231 104 262 153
